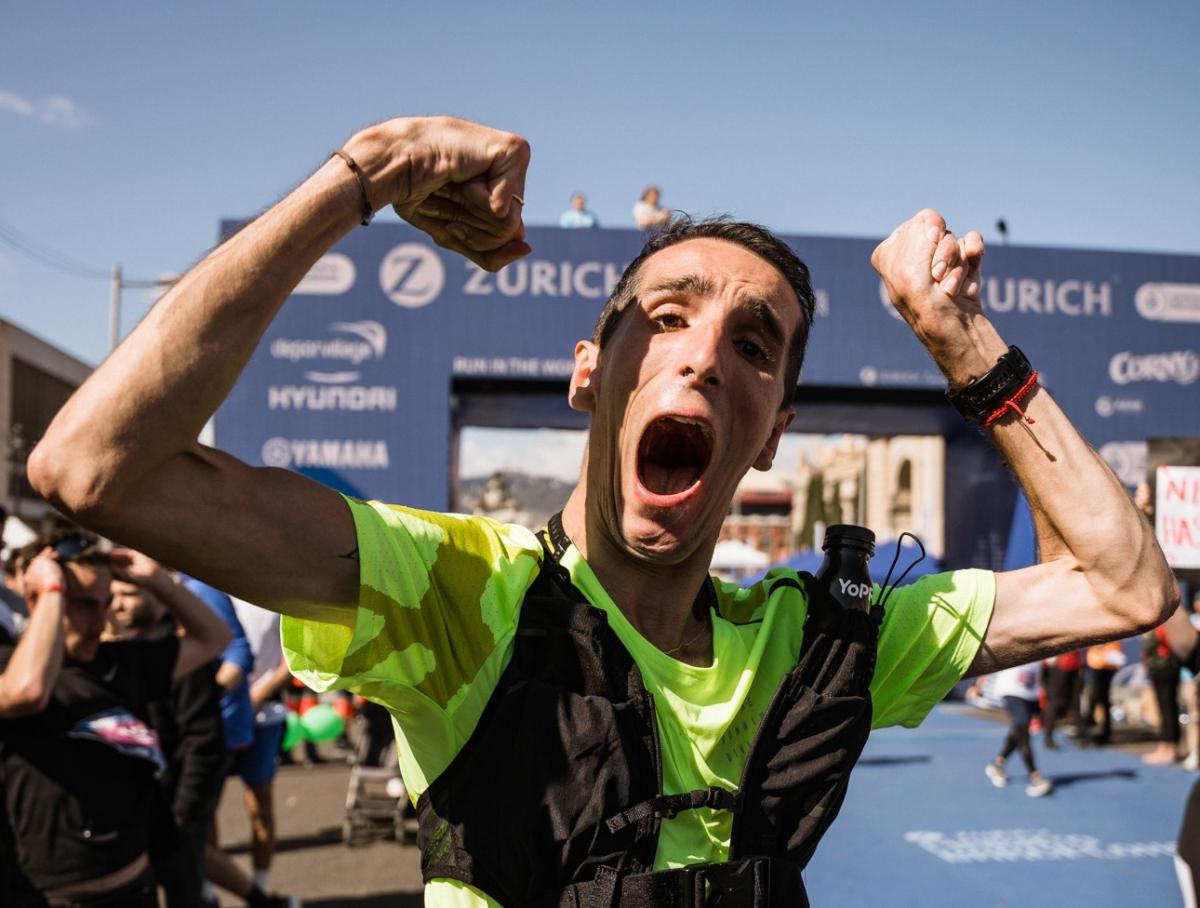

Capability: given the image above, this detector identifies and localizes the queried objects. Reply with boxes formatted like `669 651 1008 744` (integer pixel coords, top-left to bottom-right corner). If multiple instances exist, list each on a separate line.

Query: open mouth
637 416 713 497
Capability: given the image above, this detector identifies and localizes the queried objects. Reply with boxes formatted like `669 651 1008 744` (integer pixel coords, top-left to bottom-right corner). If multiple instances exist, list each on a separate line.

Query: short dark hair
591 216 815 407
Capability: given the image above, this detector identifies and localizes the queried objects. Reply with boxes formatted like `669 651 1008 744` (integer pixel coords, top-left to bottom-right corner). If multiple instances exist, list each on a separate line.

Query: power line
0 217 163 286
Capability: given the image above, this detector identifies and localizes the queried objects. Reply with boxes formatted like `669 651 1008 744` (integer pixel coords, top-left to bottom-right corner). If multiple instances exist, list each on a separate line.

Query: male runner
28 116 1177 906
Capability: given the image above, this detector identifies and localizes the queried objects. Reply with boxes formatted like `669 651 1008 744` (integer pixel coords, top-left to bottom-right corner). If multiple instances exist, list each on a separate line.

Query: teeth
666 416 712 440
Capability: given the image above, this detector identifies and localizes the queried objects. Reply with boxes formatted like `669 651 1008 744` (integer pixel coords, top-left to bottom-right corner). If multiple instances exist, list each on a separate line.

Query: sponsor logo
1099 441 1147 487
380 243 445 307
837 578 871 599
270 321 387 383
879 277 1113 319
856 365 942 387
294 253 356 295
1135 282 1200 323
1109 349 1199 385
260 437 390 470
1094 396 1144 418
904 829 1173 865
267 385 398 412
464 259 624 299
982 277 1111 316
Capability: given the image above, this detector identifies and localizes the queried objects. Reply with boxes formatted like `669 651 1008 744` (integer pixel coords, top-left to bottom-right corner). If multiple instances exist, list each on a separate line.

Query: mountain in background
458 472 575 530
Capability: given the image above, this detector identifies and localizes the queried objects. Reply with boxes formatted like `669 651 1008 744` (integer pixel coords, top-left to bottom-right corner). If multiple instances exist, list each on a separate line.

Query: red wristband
38 583 67 595
981 371 1039 429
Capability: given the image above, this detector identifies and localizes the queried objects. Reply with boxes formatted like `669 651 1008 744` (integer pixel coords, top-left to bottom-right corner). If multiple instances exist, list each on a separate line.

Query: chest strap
606 786 739 834
554 855 807 908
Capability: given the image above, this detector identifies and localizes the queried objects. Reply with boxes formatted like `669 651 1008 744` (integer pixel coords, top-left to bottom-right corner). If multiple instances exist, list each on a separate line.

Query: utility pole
109 263 123 353
108 266 176 353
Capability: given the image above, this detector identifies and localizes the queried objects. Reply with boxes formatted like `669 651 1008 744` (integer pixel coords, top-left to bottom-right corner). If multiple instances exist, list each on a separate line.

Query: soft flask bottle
813 524 876 610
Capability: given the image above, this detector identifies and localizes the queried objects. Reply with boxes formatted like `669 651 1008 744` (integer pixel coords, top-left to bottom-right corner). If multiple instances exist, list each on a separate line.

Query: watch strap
946 346 1034 423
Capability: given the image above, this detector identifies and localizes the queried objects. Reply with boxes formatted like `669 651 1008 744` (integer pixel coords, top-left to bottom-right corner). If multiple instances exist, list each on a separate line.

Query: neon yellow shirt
283 498 994 907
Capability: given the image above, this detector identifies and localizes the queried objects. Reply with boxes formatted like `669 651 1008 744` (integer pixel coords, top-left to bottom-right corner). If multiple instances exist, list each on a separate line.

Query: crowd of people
0 514 306 908
974 583 1200 799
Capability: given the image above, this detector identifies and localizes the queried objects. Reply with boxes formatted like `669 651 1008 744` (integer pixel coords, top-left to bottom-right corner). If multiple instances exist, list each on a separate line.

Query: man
560 191 599 228
0 534 230 905
230 599 294 893
633 184 671 229
108 567 226 908
28 116 1177 906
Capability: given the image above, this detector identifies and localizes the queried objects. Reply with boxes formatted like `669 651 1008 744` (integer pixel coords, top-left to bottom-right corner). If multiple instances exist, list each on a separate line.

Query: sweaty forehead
636 238 800 318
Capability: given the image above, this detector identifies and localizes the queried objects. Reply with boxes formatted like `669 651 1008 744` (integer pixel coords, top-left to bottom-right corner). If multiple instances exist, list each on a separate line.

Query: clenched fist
872 209 1005 385
344 116 532 272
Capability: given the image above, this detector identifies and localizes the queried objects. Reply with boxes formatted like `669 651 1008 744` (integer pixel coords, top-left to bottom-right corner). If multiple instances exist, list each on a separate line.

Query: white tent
2 515 37 552
710 539 769 573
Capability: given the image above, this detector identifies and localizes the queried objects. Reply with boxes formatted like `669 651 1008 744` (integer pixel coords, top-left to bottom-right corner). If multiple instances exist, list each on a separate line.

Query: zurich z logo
379 243 445 308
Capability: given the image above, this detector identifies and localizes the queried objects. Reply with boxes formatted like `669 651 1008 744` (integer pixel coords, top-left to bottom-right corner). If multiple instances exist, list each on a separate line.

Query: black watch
945 346 1034 423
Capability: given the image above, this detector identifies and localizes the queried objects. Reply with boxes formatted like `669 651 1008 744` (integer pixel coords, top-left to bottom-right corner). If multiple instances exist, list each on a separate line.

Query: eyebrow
743 296 786 347
643 272 787 347
643 273 716 298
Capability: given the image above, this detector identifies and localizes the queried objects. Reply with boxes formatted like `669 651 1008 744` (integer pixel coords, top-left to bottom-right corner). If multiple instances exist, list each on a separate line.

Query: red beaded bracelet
981 371 1039 429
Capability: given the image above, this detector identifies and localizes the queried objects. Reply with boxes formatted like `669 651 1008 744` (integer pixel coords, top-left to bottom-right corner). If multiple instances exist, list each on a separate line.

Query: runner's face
572 238 798 563
61 564 113 662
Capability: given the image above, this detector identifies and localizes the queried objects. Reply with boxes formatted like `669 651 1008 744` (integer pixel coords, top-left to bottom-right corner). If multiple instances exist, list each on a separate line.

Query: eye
655 311 684 330
737 337 773 364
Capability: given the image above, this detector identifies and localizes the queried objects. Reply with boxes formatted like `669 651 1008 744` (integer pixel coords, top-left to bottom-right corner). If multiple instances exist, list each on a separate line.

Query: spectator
559 192 598 228
1144 621 1182 764
975 663 1054 797
1042 649 1084 749
181 579 298 908
0 534 230 906
632 184 671 229
1083 641 1125 745
109 569 226 908
0 507 29 640
232 598 295 894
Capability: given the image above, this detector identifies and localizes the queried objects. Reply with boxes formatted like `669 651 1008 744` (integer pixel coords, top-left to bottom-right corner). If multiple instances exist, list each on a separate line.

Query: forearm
154 575 233 656
250 659 292 708
0 592 65 716
29 136 381 515
215 661 245 692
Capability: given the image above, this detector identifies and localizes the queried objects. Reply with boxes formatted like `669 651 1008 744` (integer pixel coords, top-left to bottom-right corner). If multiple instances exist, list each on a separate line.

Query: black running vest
417 516 881 907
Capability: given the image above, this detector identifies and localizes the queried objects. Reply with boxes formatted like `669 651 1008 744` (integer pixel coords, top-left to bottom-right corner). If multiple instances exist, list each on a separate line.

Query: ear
568 340 601 413
752 408 794 472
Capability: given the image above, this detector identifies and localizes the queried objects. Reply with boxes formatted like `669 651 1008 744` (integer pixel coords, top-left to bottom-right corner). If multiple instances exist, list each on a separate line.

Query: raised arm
0 551 68 717
872 209 1178 674
27 117 530 623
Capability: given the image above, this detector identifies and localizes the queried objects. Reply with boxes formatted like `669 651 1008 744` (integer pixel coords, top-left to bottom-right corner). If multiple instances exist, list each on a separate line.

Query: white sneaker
985 762 1008 788
1026 776 1053 797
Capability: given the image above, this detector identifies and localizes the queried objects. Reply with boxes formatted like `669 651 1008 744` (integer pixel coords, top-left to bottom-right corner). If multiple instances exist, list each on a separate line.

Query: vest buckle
691 856 771 907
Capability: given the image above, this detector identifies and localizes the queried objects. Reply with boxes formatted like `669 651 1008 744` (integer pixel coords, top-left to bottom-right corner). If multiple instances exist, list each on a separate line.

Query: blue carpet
805 703 1194 906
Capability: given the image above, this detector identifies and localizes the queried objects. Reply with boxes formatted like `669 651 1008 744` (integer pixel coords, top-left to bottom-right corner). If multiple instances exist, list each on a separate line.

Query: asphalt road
213 750 423 907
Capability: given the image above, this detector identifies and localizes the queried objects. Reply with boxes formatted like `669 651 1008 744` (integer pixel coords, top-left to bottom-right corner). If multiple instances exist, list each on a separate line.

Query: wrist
144 569 178 602
341 118 422 213
925 316 1009 388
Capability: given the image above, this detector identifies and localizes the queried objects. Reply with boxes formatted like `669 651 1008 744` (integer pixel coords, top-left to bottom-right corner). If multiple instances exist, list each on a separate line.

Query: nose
678 322 723 388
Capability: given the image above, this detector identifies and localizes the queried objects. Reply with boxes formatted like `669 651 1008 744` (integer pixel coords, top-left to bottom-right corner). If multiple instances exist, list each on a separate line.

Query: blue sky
2 1 1198 366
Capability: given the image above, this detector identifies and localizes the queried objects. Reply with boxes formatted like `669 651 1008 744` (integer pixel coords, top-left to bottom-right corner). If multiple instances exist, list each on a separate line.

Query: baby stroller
342 699 417 846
